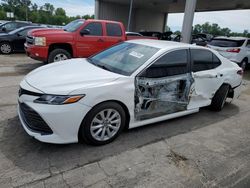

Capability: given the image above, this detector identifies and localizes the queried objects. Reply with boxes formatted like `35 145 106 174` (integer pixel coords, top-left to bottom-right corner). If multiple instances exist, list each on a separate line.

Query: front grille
19 87 43 97
26 35 34 45
19 102 53 135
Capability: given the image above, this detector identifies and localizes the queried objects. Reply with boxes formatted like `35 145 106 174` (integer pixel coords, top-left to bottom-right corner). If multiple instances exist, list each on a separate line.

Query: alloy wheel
0 43 11 54
90 109 121 141
53 53 68 62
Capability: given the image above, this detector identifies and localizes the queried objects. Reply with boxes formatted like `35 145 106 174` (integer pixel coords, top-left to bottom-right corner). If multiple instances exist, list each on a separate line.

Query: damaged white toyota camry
18 40 243 145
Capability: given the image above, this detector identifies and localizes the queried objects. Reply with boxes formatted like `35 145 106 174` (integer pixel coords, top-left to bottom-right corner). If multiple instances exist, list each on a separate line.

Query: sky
1 0 250 32
32 0 95 16
168 10 250 33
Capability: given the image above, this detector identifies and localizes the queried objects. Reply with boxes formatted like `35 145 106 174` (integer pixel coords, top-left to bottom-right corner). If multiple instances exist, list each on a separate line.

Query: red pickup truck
25 19 156 63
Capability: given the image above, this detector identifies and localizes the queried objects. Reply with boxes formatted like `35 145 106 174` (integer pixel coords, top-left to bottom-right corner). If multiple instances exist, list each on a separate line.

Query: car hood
29 28 68 37
25 58 122 95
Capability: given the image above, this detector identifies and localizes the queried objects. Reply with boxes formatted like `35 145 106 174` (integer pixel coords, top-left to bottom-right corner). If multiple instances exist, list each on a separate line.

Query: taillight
226 48 241 53
237 69 244 76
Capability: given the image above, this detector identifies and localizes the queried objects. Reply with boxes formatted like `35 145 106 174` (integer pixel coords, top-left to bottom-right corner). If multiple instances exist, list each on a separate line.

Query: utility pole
25 0 28 21
127 0 133 31
181 0 197 43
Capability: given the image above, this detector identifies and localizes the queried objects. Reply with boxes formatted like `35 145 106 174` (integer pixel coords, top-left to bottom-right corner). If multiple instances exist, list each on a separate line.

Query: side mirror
80 29 90 36
2 27 6 32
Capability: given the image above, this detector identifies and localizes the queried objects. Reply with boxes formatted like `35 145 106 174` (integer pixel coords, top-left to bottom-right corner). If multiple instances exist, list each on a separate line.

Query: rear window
191 49 221 72
106 23 122 36
209 39 245 47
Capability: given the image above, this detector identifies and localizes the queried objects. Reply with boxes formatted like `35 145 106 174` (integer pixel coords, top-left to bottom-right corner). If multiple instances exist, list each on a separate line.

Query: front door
13 28 29 51
76 22 106 57
135 49 194 121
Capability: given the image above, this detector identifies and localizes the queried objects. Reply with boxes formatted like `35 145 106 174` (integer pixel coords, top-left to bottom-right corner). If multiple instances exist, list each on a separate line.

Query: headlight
34 94 85 105
34 37 46 46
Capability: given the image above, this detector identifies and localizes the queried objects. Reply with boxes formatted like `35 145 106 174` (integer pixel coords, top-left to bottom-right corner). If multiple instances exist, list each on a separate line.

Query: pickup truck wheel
210 84 229 111
48 49 71 63
0 42 12 54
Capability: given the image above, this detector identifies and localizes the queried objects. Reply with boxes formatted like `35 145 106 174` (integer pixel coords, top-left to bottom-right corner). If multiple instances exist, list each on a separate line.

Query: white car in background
18 40 243 145
207 37 250 70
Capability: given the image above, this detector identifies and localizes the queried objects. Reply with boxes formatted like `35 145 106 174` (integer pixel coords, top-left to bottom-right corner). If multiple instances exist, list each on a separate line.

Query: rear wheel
240 59 247 71
80 102 126 145
48 49 71 63
0 42 12 54
210 84 229 111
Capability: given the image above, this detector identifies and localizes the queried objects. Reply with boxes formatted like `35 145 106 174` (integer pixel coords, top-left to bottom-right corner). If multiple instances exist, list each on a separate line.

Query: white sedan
18 40 243 145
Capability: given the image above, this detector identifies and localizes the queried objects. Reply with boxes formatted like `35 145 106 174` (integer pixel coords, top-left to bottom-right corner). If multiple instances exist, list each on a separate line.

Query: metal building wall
97 1 165 32
134 9 165 32
98 1 132 29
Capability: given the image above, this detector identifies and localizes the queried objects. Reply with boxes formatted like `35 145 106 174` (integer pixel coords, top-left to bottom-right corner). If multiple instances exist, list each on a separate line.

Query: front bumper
18 92 91 144
25 43 48 62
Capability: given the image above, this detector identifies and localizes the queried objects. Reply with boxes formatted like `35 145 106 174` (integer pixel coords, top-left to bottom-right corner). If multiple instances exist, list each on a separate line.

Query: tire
48 48 71 63
0 42 12 54
80 102 126 145
239 59 247 71
210 84 230 111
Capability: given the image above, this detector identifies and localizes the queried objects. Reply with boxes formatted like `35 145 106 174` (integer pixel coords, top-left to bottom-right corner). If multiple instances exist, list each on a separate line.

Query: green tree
43 3 54 14
55 8 66 16
0 0 93 25
192 22 233 37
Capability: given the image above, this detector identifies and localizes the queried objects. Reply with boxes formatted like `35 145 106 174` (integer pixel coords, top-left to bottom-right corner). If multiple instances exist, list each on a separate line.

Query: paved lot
0 54 250 187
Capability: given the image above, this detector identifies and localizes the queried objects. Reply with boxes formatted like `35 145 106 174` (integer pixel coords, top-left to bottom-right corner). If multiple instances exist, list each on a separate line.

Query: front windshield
88 42 159 76
63 19 84 32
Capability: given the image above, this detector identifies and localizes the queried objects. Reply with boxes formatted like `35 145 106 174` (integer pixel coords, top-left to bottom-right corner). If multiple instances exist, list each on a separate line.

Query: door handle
97 38 104 42
117 39 123 43
217 73 223 77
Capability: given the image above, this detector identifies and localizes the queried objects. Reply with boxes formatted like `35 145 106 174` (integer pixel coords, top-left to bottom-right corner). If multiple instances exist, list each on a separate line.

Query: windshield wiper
97 64 111 71
87 58 112 71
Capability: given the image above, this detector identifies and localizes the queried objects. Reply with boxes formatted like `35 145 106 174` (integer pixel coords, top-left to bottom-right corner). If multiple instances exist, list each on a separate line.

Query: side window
106 23 122 37
18 29 29 37
142 49 188 78
4 22 17 31
17 23 28 27
83 22 102 36
213 54 222 67
191 49 220 72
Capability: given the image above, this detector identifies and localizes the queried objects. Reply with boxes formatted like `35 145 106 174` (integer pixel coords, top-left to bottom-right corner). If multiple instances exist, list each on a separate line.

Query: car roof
126 32 140 34
214 36 247 40
9 25 45 34
21 25 44 29
126 39 200 50
87 19 122 24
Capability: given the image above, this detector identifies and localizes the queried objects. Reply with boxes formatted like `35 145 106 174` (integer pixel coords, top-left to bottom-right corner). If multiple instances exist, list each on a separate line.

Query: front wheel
80 102 126 145
48 48 71 63
210 84 229 111
0 42 12 54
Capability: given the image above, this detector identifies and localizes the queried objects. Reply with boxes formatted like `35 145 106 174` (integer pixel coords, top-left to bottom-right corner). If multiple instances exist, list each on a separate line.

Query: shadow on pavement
14 63 43 75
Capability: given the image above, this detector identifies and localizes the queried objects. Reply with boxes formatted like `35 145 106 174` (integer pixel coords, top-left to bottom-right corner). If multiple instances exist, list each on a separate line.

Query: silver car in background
208 37 250 70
